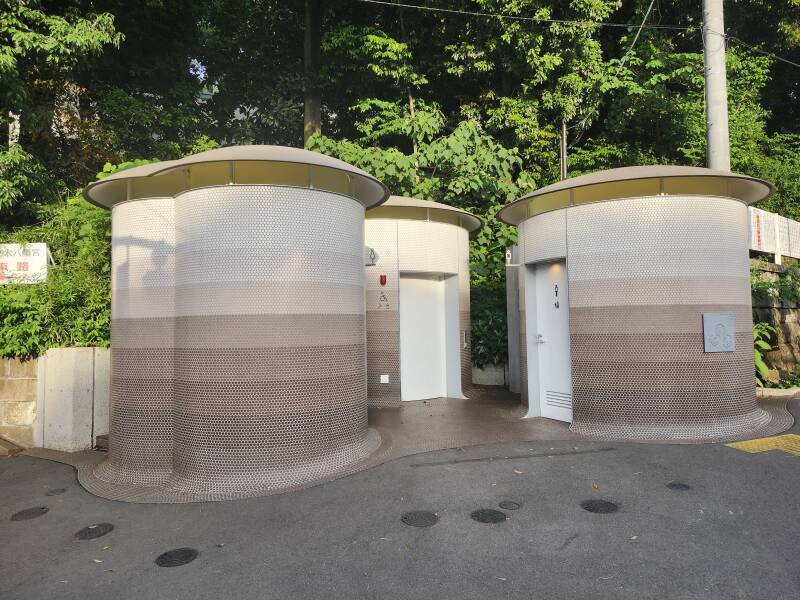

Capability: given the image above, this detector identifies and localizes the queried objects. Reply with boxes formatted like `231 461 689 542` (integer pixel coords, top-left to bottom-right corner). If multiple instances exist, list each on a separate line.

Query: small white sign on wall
703 312 735 353
0 243 48 284
364 246 379 267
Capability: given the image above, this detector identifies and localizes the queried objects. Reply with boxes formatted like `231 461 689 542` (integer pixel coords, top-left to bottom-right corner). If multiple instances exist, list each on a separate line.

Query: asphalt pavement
2 399 798 600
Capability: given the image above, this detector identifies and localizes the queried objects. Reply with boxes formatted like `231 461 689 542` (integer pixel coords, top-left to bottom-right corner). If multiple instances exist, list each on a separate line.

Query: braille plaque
703 312 735 352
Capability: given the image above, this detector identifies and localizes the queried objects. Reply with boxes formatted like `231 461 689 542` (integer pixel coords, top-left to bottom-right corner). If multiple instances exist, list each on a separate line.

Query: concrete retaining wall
0 348 109 451
472 363 507 386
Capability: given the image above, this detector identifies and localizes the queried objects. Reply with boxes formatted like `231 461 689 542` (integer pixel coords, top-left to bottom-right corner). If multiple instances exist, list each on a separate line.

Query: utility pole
8 112 20 146
303 0 322 147
559 120 568 180
702 0 731 171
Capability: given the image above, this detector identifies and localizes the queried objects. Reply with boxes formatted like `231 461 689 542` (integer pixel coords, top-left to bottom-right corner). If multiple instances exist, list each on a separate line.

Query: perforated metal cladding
100 198 175 486
94 186 380 500
458 227 473 397
364 218 472 406
169 186 376 494
365 220 401 407
520 211 566 263
565 196 766 440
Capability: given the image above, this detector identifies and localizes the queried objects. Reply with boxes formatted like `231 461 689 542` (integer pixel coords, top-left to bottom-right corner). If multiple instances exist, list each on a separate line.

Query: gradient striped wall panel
364 220 401 406
457 226 473 397
365 219 472 406
567 196 767 440
170 186 377 493
518 195 769 441
98 198 175 486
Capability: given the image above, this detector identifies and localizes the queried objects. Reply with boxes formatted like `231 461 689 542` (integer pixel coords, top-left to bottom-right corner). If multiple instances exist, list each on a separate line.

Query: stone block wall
751 259 800 381
753 298 800 381
0 348 110 450
0 358 38 447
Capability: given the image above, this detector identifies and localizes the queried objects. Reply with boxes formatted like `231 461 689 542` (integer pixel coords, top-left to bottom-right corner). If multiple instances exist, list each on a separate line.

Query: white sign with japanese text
0 243 48 284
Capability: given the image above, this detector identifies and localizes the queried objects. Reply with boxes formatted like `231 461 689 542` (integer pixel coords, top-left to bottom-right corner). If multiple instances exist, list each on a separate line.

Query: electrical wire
620 0 655 66
568 0 657 135
360 0 800 71
357 0 694 31
726 35 800 69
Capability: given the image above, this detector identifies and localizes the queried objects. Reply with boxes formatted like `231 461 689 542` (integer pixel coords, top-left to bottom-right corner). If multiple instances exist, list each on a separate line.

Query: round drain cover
401 511 439 527
45 488 67 496
666 481 691 491
76 523 114 540
499 501 521 510
580 499 618 514
155 548 199 567
470 509 507 523
11 507 49 521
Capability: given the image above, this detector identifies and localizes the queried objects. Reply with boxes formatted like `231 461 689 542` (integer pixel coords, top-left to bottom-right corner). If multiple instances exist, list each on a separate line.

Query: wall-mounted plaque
703 312 735 352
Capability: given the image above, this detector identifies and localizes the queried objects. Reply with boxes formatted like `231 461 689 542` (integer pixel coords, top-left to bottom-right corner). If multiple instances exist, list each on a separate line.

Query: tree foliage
1 0 799 362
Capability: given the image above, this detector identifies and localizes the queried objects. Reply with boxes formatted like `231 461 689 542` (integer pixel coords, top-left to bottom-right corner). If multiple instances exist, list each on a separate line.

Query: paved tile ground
2 399 799 600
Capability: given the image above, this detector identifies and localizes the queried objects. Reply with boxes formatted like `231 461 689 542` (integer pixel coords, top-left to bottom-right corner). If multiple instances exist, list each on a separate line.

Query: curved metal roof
83 145 389 209
369 195 483 233
498 165 775 225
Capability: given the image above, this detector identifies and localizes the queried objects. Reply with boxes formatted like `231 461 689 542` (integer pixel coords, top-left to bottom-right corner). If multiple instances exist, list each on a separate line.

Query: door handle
536 334 545 344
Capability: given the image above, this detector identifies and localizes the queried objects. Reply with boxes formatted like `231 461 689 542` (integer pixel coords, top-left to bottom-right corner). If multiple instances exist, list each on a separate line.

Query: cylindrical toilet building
499 166 786 441
364 196 482 406
83 146 388 500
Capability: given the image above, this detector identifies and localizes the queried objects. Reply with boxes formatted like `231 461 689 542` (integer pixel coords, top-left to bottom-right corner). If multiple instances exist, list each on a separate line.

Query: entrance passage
533 261 573 421
399 274 447 401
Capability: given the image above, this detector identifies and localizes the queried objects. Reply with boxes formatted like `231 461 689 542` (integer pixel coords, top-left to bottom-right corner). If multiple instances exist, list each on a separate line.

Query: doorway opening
523 260 573 422
399 273 463 401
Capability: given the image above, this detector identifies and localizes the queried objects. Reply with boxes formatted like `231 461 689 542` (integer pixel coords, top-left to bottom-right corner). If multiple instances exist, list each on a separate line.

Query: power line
567 0 657 133
357 0 694 31
620 0 656 65
360 0 800 71
727 35 800 69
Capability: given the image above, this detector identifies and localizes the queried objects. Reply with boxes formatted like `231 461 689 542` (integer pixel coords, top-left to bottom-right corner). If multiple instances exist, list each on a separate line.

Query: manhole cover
155 548 199 567
401 511 439 527
666 481 691 491
499 500 521 510
580 499 618 514
45 488 67 496
10 507 49 521
76 523 114 540
470 509 507 523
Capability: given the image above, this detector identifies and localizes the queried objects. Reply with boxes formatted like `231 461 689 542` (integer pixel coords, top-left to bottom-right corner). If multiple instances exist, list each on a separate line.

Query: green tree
0 0 121 223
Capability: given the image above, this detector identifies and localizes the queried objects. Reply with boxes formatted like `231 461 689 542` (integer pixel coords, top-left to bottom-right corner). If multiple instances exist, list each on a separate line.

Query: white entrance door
399 274 446 401
535 261 572 422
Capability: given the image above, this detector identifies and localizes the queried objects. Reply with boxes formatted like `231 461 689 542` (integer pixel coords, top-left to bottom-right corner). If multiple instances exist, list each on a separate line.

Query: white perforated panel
520 210 566 263
397 221 459 274
111 199 175 319
567 197 748 280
